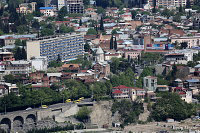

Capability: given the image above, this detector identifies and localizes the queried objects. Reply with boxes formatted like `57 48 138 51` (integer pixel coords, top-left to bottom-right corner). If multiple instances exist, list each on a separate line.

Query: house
171 87 192 103
29 71 45 83
112 85 145 101
40 7 57 17
62 64 81 72
184 79 200 89
47 73 62 83
173 78 183 87
4 60 31 75
0 52 15 62
31 56 48 72
0 34 36 47
92 63 110 77
164 53 188 65
143 76 157 92
0 84 8 97
124 50 141 59
156 85 169 92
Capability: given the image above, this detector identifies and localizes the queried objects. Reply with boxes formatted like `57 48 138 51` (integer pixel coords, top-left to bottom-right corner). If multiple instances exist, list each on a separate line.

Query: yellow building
16 2 36 14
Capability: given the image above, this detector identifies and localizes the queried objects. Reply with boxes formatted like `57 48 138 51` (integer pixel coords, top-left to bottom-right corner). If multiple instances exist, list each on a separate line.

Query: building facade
16 2 36 14
66 0 84 13
171 36 200 48
26 33 84 62
143 76 157 92
148 0 187 8
112 85 145 101
40 7 57 16
4 60 31 75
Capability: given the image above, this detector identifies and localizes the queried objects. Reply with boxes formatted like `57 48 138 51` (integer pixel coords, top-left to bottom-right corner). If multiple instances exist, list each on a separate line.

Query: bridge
0 101 94 132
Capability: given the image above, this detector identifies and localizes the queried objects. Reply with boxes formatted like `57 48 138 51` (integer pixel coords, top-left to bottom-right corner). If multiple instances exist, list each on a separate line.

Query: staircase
139 103 150 122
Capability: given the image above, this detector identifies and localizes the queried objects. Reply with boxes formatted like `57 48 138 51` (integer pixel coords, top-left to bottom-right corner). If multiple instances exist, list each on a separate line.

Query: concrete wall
27 40 40 60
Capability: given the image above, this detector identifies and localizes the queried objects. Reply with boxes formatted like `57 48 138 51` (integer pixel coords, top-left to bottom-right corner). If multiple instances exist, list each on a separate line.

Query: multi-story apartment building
148 0 187 8
171 36 200 48
26 33 84 62
4 60 31 75
66 0 84 13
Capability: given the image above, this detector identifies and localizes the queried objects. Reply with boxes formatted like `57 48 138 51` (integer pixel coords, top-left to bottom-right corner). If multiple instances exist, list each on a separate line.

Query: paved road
0 98 92 116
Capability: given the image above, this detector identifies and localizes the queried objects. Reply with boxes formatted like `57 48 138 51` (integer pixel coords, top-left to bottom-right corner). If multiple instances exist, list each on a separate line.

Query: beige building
171 36 200 48
148 0 187 8
16 2 36 14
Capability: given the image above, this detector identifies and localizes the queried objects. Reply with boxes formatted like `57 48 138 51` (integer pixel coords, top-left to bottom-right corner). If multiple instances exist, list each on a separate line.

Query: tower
96 47 104 63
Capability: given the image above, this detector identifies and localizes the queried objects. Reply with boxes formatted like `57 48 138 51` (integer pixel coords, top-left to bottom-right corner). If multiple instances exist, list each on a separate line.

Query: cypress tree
110 35 113 49
14 47 22 60
100 17 104 31
179 5 183 13
21 46 27 60
114 36 117 50
79 19 82 26
57 54 62 62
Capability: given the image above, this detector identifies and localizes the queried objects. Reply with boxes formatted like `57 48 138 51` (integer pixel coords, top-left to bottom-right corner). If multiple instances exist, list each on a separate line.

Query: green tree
114 37 117 50
76 106 91 122
83 0 90 6
79 19 82 26
179 5 183 13
14 47 22 60
48 60 63 67
100 17 104 31
110 35 114 49
59 24 74 33
86 28 97 35
96 7 105 14
32 20 40 30
84 42 90 52
15 39 22 46
21 46 27 60
151 92 196 121
57 6 68 20
41 28 54 36
131 10 138 19
111 100 143 125
180 42 188 49
4 74 16 84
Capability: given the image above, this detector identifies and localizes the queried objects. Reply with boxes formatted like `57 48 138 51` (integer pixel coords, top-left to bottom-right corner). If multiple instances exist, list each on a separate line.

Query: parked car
25 107 32 111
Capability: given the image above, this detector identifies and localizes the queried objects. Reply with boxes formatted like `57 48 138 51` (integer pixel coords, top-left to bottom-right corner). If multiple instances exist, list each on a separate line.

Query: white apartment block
148 0 187 8
26 33 84 62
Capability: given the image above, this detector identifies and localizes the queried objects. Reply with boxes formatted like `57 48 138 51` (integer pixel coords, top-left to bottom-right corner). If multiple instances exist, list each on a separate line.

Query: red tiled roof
81 70 88 73
178 92 186 95
112 90 122 94
175 87 183 90
113 85 133 89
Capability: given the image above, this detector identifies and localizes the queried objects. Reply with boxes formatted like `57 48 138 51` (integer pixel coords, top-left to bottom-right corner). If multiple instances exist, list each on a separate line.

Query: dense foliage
111 100 143 125
76 106 91 122
151 92 196 121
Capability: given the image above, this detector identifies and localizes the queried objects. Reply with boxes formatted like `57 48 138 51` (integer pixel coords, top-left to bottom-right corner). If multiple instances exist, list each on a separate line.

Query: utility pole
62 94 64 104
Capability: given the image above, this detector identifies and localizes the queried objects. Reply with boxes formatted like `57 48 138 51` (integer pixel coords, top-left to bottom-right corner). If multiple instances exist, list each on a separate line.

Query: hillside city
1 0 200 132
